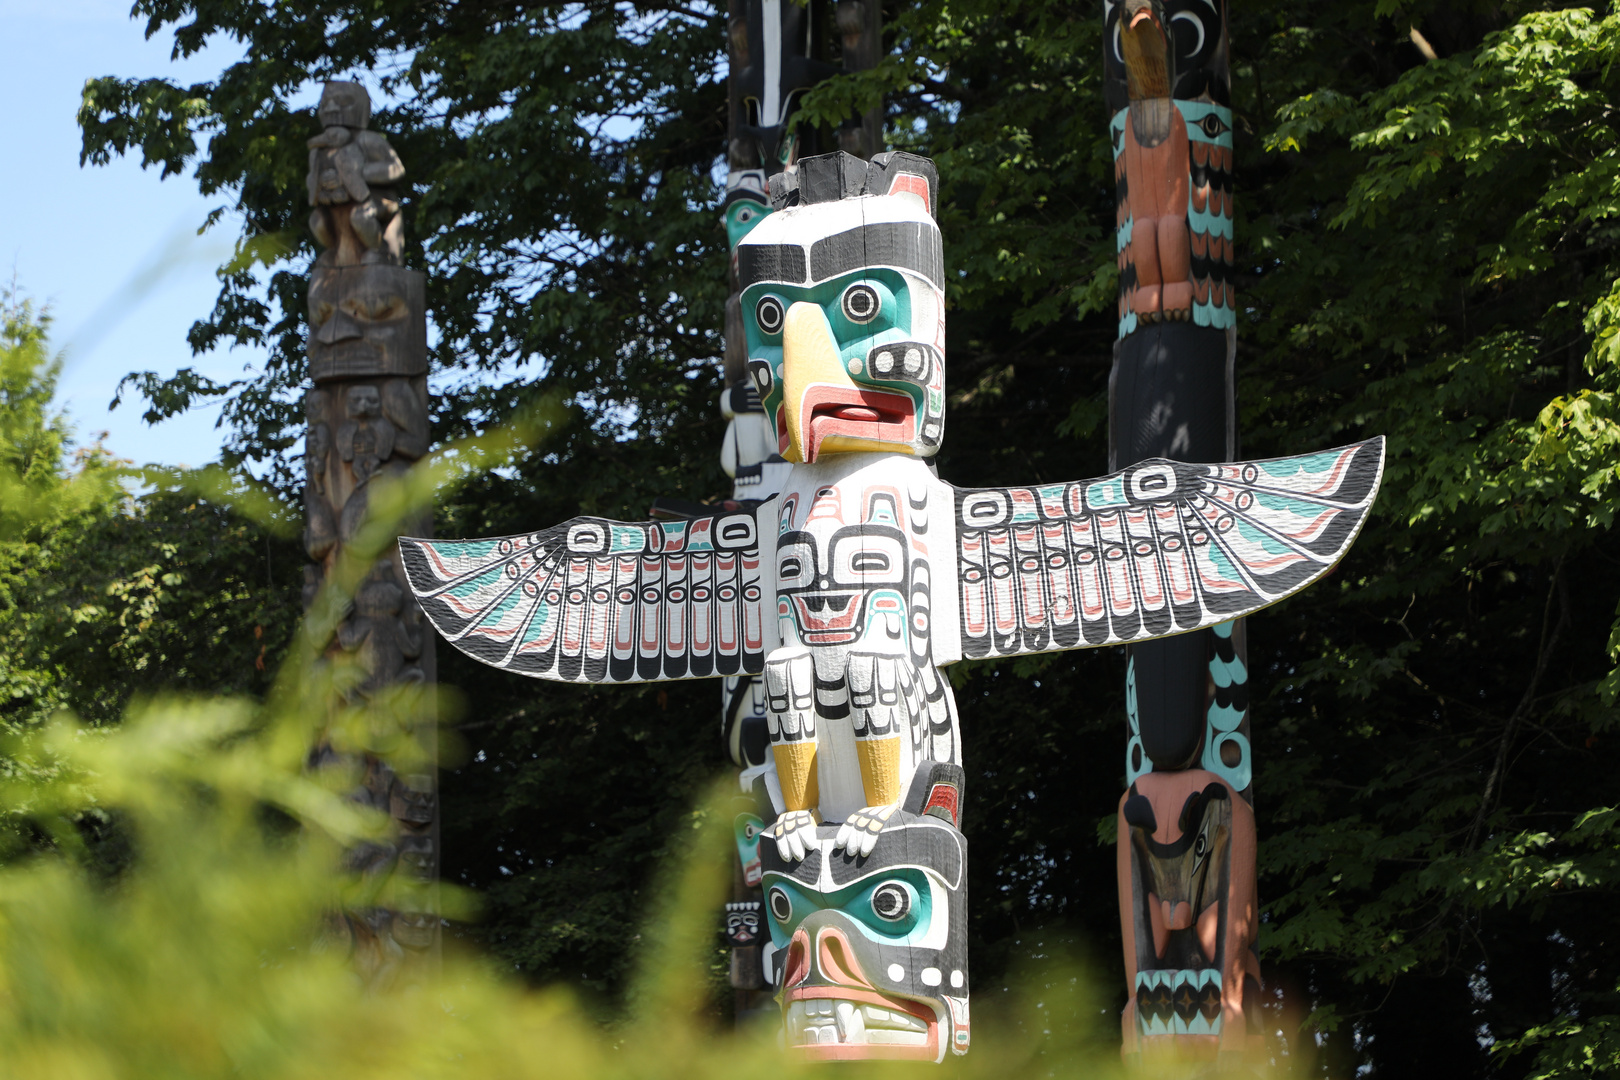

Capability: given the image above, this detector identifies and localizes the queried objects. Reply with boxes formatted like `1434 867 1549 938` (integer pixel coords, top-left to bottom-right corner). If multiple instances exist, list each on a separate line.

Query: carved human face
725 169 771 249
346 384 382 420
759 817 969 1061
318 82 371 129
307 265 427 381
737 186 945 464
734 810 765 887
774 483 910 650
725 901 763 947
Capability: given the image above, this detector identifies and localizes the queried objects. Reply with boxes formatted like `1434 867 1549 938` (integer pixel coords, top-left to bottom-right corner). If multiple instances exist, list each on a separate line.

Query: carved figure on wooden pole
1104 0 1268 1062
302 80 439 986
400 150 1383 1061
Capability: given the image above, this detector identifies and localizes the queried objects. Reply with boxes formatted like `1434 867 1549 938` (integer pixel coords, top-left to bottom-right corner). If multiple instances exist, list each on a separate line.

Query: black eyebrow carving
739 222 945 291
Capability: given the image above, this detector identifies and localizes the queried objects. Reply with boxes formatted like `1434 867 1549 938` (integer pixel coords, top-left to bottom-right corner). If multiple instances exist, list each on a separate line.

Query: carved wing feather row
954 437 1384 659
399 511 767 683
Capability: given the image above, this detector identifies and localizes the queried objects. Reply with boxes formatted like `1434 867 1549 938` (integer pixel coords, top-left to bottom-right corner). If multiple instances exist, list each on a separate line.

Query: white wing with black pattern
954 437 1384 659
399 510 770 683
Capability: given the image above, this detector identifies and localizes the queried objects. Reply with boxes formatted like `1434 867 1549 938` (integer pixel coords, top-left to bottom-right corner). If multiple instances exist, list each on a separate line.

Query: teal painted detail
742 268 922 423
1205 542 1241 582
1118 308 1138 340
433 539 500 561
763 868 933 950
1110 107 1128 159
1259 450 1341 479
660 521 688 546
449 566 506 600
1011 501 1038 524
477 589 522 628
1207 703 1246 732
521 603 554 643
725 199 770 249
1086 476 1128 510
610 525 646 553
1185 177 1234 237
733 812 764 869
862 590 911 647
1203 622 1250 784
1256 492 1324 516
1202 729 1251 791
1192 298 1235 330
1036 484 1066 506
1175 101 1234 148
1187 202 1233 241
1117 214 1133 252
1125 655 1153 785
1235 519 1292 555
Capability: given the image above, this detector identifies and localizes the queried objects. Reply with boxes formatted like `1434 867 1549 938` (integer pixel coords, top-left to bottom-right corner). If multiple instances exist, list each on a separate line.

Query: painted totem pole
302 81 439 983
399 149 1384 1060
1104 0 1257 1061
711 0 884 1014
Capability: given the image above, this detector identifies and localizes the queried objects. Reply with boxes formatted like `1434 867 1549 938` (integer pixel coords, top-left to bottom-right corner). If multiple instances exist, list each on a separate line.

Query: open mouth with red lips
789 589 866 644
799 385 916 462
782 928 941 1061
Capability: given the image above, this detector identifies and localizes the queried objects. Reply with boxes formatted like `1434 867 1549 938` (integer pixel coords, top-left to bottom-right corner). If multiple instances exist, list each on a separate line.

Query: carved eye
743 823 758 841
851 552 890 574
768 887 792 923
841 283 880 324
312 302 335 325
871 882 911 922
749 360 773 397
755 296 785 335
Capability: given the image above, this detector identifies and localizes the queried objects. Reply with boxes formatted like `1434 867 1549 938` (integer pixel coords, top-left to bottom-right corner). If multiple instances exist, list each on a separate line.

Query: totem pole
711 0 884 1016
302 81 439 983
1103 0 1256 1061
399 149 1384 1061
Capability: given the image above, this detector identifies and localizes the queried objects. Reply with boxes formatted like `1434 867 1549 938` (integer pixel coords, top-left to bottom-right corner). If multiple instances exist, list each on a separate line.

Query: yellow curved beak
781 301 852 465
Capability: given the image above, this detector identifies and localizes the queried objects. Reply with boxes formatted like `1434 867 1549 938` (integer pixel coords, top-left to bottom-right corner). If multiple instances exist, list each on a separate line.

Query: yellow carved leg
855 735 901 809
773 741 820 812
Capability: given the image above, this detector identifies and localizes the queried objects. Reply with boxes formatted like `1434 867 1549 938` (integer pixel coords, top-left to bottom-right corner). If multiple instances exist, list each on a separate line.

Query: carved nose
318 307 362 345
783 928 811 988
815 926 873 989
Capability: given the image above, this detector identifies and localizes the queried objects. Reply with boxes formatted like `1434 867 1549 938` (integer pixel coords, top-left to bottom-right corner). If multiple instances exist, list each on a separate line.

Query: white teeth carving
788 1000 928 1046
835 1001 865 1042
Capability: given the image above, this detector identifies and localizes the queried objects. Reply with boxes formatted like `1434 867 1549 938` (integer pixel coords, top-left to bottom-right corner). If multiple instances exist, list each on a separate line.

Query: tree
79 1 1620 1075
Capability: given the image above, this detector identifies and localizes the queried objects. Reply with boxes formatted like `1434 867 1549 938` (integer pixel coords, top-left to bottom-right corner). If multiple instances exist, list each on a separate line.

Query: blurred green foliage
0 304 1151 1079
51 0 1620 1077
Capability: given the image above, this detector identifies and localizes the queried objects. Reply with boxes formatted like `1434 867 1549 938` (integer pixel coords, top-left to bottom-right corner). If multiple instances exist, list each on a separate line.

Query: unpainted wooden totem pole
302 81 439 983
1103 0 1259 1062
709 0 885 1019
400 146 1383 1060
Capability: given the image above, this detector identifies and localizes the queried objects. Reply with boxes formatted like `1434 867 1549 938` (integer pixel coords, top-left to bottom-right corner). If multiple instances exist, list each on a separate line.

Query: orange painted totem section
1123 108 1192 321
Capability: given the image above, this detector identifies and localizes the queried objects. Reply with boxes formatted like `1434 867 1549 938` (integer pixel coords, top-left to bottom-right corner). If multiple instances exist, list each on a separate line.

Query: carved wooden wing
954 437 1384 659
399 510 768 683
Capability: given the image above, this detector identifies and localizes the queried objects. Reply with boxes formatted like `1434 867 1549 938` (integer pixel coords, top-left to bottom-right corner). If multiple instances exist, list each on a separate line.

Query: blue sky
2 0 258 468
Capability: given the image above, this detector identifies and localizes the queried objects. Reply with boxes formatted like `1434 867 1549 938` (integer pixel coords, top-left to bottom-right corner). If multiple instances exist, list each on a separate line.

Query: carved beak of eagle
1120 0 1171 98
780 301 917 465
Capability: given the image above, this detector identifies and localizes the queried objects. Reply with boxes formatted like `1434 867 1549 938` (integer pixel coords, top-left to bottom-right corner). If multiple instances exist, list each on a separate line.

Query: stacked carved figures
302 81 439 983
399 151 1383 1062
707 0 885 1015
1105 0 1266 1063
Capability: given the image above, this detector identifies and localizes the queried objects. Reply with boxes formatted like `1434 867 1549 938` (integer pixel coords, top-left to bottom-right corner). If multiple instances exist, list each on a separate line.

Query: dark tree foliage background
57 0 1620 1075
